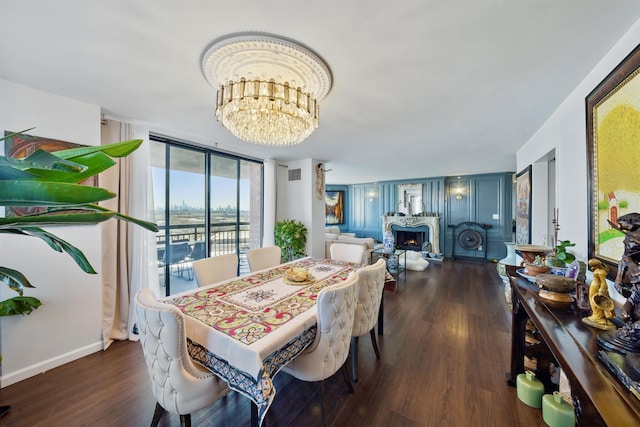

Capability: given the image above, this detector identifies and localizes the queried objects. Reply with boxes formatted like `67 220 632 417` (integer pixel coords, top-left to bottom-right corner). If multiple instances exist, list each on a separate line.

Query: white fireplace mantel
382 216 440 253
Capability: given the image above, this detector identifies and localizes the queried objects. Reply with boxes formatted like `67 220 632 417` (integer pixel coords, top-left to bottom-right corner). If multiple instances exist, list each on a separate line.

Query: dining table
165 257 362 426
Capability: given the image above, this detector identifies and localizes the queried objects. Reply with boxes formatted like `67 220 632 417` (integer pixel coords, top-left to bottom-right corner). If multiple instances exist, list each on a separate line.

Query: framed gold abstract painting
587 44 640 268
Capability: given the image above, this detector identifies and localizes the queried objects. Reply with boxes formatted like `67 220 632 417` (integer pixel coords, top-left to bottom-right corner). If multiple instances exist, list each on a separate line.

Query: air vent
288 168 301 181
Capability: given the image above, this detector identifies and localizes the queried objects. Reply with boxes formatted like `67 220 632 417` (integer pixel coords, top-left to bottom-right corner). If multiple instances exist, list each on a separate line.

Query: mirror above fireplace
397 183 424 216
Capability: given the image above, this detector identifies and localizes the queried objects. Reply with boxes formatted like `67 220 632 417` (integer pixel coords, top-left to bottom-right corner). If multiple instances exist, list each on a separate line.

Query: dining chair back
351 258 387 382
193 253 238 287
134 288 229 427
189 241 206 262
282 272 359 427
167 241 190 277
246 246 282 272
330 242 365 264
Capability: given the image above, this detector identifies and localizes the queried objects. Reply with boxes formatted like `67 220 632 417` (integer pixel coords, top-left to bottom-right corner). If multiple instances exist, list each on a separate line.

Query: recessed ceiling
1 1 638 184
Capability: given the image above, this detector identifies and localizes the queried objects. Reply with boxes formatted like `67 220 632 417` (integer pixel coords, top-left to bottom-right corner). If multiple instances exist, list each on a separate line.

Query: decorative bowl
286 267 311 282
524 264 550 276
514 244 554 264
535 273 576 293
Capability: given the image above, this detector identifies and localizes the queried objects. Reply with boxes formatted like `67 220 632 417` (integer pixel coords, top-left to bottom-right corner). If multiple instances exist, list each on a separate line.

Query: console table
506 267 640 425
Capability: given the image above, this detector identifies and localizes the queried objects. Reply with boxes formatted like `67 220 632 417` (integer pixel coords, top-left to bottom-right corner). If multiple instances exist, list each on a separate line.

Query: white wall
0 80 103 387
517 19 640 264
275 158 325 258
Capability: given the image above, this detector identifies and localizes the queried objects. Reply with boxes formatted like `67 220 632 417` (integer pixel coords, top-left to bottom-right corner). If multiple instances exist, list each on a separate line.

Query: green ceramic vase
542 392 575 427
516 370 544 408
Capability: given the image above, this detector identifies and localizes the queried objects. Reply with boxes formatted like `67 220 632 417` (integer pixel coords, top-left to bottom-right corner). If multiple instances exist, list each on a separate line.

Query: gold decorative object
582 259 616 330
285 267 312 283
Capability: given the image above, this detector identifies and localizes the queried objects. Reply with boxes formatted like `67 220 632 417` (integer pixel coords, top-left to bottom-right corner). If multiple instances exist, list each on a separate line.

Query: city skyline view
152 168 250 210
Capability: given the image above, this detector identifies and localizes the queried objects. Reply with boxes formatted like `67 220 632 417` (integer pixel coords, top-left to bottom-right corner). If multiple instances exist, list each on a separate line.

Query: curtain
262 159 277 247
101 121 156 349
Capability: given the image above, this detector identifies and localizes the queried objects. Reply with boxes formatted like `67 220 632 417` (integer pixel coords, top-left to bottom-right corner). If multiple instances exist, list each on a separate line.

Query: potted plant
0 130 158 316
0 130 158 418
546 240 576 267
274 219 307 262
546 240 576 274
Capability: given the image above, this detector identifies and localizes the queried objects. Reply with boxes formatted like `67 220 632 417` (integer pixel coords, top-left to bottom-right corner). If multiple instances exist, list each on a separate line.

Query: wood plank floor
0 259 546 426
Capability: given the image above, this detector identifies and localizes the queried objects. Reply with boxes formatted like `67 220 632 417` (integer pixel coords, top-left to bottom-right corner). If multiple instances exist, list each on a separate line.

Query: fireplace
394 229 428 251
382 215 440 254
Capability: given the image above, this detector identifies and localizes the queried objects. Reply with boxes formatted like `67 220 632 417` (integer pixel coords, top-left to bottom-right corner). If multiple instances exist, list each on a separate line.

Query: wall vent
288 168 302 181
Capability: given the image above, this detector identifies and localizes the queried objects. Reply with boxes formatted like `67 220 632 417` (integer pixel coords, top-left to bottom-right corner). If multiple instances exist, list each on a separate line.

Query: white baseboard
0 341 102 388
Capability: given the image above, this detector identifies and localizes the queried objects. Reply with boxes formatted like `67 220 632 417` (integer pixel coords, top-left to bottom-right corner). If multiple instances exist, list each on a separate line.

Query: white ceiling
2 1 639 184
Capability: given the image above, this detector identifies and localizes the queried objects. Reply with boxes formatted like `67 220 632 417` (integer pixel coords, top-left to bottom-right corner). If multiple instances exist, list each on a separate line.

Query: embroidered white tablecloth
167 257 358 425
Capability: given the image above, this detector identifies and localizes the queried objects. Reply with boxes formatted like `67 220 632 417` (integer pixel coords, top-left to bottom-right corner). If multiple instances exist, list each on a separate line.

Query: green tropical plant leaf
85 204 159 232
55 139 142 160
1 128 35 142
0 181 115 206
13 227 97 274
0 157 45 179
0 266 35 294
24 151 115 183
0 296 42 316
0 133 156 318
0 211 115 228
20 149 88 174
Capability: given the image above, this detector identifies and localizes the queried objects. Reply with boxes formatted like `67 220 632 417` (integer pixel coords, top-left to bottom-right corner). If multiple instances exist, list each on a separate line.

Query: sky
152 168 250 209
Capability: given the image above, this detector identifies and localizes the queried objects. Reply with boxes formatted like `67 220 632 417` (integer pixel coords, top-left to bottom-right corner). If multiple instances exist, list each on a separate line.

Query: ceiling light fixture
201 33 332 146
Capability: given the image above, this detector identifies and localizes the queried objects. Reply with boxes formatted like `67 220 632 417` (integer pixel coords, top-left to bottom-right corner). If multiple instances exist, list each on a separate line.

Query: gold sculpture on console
582 259 616 330
596 213 640 355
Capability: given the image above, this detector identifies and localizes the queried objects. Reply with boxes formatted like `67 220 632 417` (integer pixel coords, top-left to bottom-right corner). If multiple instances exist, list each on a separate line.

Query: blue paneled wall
326 172 514 261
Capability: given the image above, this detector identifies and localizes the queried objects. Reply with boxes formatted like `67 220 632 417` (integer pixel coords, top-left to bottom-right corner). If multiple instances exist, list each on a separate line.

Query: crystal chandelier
201 33 332 146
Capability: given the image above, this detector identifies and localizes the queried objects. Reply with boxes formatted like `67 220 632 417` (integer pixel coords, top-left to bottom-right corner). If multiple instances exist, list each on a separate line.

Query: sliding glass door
150 137 263 296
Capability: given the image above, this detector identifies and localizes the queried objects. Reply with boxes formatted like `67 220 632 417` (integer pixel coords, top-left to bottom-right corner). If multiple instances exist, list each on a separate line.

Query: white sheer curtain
101 121 157 349
262 159 277 247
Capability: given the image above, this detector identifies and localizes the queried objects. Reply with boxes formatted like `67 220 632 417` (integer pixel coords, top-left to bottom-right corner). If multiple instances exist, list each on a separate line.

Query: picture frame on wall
325 190 344 224
515 166 532 245
3 131 97 217
586 43 640 268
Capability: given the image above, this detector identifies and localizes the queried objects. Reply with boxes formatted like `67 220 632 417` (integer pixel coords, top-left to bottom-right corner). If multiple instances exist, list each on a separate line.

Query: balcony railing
156 221 251 268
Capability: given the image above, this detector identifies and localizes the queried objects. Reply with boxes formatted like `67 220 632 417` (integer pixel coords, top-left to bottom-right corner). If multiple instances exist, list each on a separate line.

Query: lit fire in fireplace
394 230 426 250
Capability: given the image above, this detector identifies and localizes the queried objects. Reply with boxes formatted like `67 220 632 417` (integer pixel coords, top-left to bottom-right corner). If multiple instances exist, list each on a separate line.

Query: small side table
370 248 407 337
371 248 407 284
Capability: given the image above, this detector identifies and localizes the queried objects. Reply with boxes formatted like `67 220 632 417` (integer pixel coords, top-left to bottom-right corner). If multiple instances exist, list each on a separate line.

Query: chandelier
201 33 332 146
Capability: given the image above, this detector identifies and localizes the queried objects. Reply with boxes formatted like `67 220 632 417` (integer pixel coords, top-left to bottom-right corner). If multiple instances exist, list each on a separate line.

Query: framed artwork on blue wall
325 190 344 224
515 166 532 244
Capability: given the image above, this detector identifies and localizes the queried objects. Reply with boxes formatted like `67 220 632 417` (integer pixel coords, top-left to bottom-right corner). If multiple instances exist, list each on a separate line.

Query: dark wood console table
506 267 640 425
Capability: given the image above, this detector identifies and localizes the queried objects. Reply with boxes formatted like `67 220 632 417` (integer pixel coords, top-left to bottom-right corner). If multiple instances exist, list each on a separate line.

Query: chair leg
151 403 165 427
351 336 359 383
180 414 192 427
369 328 381 359
341 362 354 393
318 380 328 427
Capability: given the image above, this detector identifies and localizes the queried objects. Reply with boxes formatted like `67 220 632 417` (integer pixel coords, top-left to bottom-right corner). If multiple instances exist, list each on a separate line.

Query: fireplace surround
382 215 440 254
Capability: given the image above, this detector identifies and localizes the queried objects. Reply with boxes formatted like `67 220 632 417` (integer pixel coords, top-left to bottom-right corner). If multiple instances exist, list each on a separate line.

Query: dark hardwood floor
0 259 546 426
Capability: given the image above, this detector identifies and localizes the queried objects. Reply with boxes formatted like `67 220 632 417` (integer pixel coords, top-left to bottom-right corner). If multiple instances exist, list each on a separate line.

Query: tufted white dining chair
282 272 359 427
329 242 365 264
134 288 229 427
192 253 238 287
351 258 387 382
246 246 282 272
